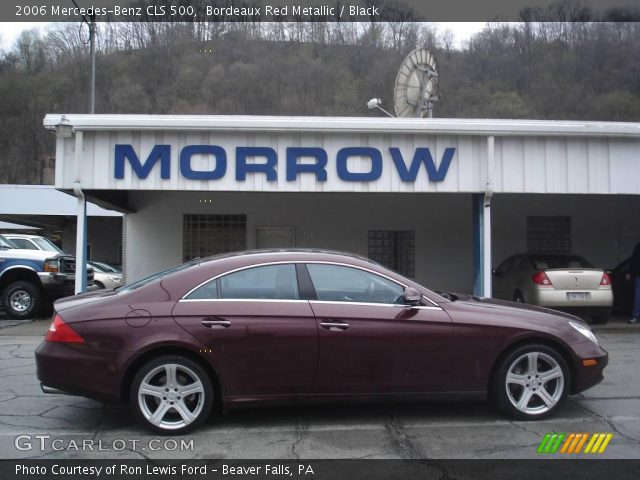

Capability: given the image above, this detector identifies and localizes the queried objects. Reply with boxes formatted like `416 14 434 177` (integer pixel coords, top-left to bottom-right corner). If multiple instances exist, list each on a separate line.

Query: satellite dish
393 48 439 118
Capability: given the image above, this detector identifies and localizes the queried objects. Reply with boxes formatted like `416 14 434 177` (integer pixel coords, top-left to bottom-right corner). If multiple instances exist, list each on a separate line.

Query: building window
368 230 415 277
183 214 247 262
527 216 571 254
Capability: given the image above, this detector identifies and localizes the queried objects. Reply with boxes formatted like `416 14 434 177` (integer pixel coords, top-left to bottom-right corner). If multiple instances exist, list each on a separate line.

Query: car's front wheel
494 344 570 420
130 355 213 434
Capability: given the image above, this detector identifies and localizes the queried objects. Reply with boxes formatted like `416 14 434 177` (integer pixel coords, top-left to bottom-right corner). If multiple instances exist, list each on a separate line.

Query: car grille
59 257 75 274
59 257 94 283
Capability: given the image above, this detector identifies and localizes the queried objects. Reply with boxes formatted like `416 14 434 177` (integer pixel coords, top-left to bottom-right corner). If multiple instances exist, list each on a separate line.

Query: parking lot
0 317 638 460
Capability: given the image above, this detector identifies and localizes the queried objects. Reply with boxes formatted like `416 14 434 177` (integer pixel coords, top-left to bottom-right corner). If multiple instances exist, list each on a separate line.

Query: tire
494 344 570 421
130 355 213 435
1 281 42 320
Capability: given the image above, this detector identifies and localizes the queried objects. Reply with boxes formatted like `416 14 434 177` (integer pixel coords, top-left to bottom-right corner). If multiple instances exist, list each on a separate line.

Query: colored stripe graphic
585 433 613 454
539 432 612 454
537 433 565 453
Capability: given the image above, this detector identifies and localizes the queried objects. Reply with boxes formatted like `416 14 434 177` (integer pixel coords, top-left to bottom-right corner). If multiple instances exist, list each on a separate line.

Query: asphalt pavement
0 316 638 460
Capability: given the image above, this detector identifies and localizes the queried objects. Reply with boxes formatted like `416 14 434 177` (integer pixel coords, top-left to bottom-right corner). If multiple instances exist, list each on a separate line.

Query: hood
0 249 62 262
444 292 583 323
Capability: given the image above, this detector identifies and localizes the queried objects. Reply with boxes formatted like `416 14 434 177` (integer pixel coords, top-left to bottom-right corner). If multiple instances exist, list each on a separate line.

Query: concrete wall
125 191 473 292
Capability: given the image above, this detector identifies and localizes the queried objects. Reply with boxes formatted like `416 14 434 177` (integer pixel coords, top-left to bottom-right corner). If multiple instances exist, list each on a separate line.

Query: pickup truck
0 234 94 319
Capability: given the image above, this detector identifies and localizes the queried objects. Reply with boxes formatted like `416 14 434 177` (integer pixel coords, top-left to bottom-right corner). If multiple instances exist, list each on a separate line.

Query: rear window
529 255 593 270
117 260 197 293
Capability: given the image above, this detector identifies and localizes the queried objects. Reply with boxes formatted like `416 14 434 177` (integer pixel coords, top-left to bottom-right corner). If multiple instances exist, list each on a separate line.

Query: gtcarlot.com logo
537 432 613 454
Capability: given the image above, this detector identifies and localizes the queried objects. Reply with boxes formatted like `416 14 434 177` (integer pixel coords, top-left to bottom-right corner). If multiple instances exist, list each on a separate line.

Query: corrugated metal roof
43 114 640 138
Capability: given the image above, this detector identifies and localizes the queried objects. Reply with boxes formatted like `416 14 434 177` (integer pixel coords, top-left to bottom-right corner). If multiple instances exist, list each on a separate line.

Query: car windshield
530 254 593 270
0 235 17 249
93 262 120 273
32 237 63 253
117 260 197 293
89 262 108 273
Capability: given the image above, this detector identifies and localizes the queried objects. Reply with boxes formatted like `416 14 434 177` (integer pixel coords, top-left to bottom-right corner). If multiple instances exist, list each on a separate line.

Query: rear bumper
35 340 122 404
531 288 613 309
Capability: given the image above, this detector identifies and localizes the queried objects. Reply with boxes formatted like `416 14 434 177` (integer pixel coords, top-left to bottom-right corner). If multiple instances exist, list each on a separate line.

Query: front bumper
569 340 608 394
38 272 95 296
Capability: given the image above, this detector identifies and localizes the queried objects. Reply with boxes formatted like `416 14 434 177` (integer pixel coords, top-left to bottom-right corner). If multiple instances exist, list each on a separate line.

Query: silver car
88 261 122 289
492 253 613 324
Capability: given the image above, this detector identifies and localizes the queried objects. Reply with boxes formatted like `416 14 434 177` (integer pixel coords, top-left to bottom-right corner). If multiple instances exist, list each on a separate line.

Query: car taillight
46 314 85 344
600 272 612 286
532 271 553 287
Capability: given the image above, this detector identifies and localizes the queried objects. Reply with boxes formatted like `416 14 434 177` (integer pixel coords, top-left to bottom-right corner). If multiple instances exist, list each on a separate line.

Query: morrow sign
114 145 456 183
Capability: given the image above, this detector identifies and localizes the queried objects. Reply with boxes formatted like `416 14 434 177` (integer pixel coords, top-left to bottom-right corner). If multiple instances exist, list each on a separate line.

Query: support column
473 135 495 297
74 183 87 294
472 193 483 296
472 193 493 297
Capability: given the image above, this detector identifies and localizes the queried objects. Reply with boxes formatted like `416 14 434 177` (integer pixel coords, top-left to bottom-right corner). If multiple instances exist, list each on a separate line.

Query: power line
71 0 89 24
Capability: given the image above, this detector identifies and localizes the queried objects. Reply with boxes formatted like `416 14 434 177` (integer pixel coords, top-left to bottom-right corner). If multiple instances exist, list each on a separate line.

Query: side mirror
403 287 422 307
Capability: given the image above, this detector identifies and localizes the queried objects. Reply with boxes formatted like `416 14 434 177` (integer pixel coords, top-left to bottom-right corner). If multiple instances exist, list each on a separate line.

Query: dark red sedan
36 250 607 434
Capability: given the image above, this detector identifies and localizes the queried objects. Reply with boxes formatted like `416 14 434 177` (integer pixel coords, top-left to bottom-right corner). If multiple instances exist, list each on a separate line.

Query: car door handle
319 321 350 331
201 319 231 328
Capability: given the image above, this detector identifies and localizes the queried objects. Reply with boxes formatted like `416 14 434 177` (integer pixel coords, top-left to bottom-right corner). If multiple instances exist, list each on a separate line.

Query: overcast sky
0 22 487 51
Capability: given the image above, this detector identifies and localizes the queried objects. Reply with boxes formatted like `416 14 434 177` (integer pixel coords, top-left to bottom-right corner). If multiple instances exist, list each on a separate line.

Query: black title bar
5 0 640 22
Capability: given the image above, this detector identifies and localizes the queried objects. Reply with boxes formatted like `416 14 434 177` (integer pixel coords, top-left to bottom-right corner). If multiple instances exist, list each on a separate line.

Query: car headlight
569 321 599 345
43 259 60 273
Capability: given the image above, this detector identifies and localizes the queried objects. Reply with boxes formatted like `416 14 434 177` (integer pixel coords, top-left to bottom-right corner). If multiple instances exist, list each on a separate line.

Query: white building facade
43 115 640 296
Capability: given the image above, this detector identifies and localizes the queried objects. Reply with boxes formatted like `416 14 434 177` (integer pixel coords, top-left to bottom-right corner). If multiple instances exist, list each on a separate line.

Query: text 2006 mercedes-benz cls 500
36 250 607 434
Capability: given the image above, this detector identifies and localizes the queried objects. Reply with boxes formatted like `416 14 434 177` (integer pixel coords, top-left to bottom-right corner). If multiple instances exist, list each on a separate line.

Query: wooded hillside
1 15 639 183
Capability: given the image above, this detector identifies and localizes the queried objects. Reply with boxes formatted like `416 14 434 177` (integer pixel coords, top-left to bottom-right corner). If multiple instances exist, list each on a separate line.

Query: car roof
195 248 378 266
4 234 41 239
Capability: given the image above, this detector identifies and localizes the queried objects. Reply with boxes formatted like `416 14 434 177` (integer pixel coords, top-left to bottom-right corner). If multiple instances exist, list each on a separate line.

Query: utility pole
89 14 96 113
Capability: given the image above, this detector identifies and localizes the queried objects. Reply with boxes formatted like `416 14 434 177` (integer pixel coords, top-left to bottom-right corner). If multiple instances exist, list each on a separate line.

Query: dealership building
43 114 640 296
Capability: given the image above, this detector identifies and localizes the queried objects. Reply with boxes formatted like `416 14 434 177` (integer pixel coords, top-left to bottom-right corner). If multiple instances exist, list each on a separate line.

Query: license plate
567 292 589 302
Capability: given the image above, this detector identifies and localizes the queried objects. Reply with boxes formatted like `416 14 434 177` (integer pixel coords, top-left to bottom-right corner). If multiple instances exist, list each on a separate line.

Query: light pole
89 14 96 113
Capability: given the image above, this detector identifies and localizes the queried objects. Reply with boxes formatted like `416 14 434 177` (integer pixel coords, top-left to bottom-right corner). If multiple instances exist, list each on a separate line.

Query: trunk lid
544 268 604 290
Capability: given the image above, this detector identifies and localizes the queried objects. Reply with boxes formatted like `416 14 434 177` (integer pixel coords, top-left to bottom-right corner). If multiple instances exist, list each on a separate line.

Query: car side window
186 264 300 300
9 238 36 250
185 279 219 300
306 264 404 305
220 264 300 300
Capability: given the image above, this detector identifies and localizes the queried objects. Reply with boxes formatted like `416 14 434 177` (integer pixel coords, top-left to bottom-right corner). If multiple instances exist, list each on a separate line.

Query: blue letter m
114 144 171 179
390 147 455 182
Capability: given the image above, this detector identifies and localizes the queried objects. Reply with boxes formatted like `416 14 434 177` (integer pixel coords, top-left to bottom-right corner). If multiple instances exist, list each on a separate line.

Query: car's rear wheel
494 344 570 420
130 355 213 434
2 281 41 319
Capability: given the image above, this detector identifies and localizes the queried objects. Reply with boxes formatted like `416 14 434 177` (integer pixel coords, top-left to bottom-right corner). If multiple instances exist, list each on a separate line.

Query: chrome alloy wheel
9 289 32 312
137 363 205 430
505 351 564 415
